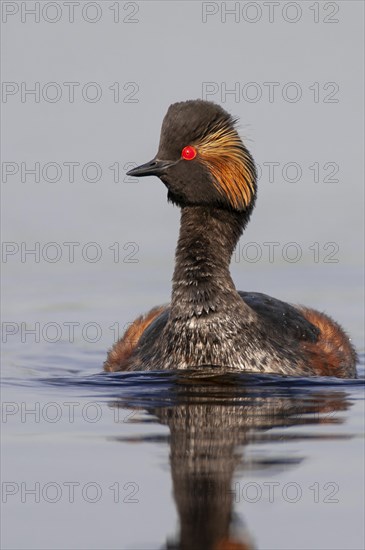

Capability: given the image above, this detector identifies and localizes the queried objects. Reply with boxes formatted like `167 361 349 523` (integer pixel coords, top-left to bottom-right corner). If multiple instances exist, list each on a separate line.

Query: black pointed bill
126 159 177 178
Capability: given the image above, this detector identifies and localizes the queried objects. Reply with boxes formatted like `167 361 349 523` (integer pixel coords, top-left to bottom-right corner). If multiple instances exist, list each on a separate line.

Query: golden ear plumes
195 124 256 210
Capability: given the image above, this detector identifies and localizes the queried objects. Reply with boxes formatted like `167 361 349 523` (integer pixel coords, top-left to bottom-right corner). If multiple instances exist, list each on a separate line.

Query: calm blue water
2 342 364 549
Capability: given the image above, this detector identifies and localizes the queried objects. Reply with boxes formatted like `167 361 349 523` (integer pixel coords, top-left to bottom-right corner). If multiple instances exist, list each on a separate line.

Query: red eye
181 146 197 160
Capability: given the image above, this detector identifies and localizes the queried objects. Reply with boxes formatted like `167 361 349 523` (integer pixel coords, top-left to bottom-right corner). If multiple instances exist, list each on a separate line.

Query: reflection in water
107 374 354 550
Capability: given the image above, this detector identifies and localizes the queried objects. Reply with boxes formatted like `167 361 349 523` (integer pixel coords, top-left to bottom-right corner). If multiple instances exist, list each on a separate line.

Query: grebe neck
170 206 248 318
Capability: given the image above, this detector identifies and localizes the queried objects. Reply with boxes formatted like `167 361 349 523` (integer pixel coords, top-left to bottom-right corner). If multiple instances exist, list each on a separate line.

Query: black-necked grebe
104 100 357 378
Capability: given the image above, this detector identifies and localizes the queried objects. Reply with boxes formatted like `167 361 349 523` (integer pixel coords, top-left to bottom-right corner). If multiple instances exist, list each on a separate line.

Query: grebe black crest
104 100 357 378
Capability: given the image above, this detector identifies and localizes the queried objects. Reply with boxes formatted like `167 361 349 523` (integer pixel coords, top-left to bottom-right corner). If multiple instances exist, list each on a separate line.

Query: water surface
2 346 364 549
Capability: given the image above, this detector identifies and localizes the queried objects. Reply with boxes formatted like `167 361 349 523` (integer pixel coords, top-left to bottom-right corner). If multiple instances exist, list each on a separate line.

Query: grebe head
127 99 257 212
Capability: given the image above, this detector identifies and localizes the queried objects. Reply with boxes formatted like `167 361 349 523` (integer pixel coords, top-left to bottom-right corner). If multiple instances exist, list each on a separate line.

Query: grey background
2 1 364 344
